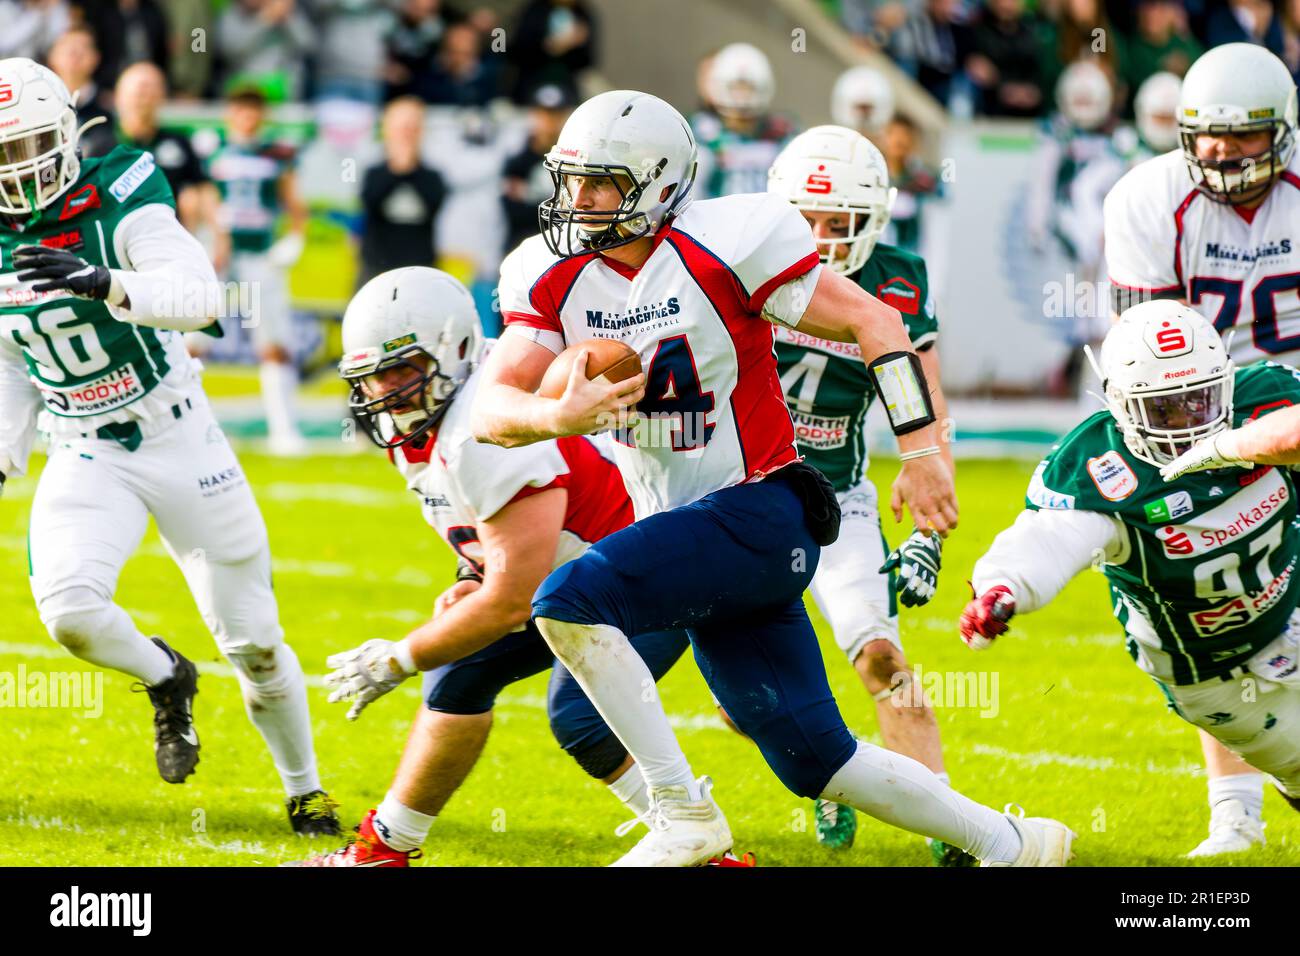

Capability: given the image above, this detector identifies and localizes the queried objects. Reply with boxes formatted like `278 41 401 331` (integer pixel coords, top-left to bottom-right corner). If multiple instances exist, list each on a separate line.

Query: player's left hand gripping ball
880 531 942 607
14 245 112 300
324 639 416 721
959 585 1015 650
1158 432 1251 482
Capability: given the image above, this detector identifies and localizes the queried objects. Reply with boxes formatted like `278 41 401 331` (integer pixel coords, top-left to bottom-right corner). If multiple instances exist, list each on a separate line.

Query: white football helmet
768 125 895 276
339 267 483 449
0 57 82 217
830 66 895 136
706 43 774 119
540 89 697 258
1179 43 1298 205
1056 60 1113 132
1135 72 1181 152
1088 301 1234 467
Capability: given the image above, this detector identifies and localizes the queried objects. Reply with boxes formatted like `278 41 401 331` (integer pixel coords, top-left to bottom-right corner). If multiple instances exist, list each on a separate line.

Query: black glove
880 531 943 608
0 471 6 498
14 245 112 300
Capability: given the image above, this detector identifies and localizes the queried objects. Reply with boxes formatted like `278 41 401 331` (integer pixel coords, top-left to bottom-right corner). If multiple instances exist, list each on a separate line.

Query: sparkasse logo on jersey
1156 469 1290 559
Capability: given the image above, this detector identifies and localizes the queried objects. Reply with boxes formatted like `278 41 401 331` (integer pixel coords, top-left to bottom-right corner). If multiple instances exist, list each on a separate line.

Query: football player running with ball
474 89 1073 867
0 59 337 835
289 268 688 866
1103 43 1300 857
963 302 1300 835
765 125 973 865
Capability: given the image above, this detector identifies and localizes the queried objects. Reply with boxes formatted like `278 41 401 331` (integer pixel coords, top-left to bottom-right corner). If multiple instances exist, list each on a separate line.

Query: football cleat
281 809 421 867
133 638 200 784
1186 799 1265 858
814 799 856 850
611 776 733 867
287 790 342 837
929 838 978 867
981 806 1075 866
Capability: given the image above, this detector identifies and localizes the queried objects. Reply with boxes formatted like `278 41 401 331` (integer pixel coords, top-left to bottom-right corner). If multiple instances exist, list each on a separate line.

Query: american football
537 338 642 398
1 2 1298 932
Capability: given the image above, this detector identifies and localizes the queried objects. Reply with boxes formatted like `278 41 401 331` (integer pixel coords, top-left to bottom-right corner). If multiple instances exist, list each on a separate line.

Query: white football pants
28 394 321 795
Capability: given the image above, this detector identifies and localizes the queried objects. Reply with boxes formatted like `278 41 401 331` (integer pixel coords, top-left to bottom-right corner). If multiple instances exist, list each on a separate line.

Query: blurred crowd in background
5 0 1295 420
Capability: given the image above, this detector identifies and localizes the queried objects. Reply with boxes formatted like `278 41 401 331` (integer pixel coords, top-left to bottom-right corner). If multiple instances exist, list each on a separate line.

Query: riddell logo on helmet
1162 367 1196 380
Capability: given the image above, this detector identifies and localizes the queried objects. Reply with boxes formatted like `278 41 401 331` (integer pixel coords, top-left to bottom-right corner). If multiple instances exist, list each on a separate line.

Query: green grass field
1 450 1297 867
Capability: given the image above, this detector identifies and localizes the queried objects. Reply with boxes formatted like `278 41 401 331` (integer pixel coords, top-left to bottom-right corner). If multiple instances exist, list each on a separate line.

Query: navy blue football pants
533 478 859 798
420 620 688 780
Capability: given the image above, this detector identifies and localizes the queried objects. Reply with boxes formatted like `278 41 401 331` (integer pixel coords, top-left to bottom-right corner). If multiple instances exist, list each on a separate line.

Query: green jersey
1027 363 1300 685
206 139 294 253
0 146 187 422
774 243 938 492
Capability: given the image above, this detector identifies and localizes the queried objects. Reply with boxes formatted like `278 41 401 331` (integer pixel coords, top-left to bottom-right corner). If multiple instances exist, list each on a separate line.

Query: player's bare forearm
1218 405 1300 465
797 267 913 356
402 584 532 671
471 330 563 447
919 345 954 474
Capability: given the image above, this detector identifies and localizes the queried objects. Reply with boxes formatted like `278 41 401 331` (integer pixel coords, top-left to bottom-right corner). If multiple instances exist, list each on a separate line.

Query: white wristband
899 445 942 462
391 638 417 675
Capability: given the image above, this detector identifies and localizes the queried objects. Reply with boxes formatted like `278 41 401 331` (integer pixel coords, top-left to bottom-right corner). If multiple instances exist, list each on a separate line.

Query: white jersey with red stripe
1104 149 1300 368
499 191 822 518
388 370 633 574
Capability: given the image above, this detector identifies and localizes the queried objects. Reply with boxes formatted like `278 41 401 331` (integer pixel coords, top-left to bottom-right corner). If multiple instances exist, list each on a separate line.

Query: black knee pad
564 732 629 780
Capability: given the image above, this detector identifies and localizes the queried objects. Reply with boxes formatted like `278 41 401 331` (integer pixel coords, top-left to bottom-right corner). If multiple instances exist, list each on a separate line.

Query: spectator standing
510 0 596 102
1115 0 1202 105
77 0 170 90
966 0 1046 117
840 0 916 51
890 0 972 106
115 62 216 244
1037 0 1120 99
357 97 447 285
217 0 316 102
501 82 575 253
384 0 464 101
163 0 215 98
1204 0 1286 55
309 0 396 104
0 0 70 62
423 19 501 105
47 26 117 158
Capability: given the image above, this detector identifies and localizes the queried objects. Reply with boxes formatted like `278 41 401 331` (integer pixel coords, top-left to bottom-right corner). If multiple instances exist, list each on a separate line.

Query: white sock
374 792 436 852
607 762 651 816
535 619 697 795
231 645 321 796
259 360 300 441
1208 772 1264 819
821 741 1022 863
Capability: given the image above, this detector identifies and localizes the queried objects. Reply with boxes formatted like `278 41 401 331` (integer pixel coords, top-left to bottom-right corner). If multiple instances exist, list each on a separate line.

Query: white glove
266 232 305 269
1159 432 1251 482
324 638 416 721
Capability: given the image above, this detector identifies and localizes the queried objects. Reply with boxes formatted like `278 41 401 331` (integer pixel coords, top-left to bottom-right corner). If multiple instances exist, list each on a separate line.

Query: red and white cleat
706 851 756 867
281 809 422 868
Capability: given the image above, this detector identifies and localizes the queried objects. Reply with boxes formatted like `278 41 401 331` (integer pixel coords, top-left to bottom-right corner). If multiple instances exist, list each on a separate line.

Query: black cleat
287 790 342 837
133 638 200 784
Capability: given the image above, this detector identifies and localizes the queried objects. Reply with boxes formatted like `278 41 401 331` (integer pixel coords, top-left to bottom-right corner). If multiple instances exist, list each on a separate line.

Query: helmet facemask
539 157 678 258
343 345 463 450
0 108 78 216
798 194 892 276
1180 119 1294 206
1114 375 1235 466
